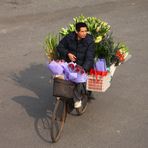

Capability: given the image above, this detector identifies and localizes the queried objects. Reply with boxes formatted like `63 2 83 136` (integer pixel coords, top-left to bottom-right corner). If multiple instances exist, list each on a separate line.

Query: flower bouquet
115 42 130 64
48 60 87 83
65 63 87 83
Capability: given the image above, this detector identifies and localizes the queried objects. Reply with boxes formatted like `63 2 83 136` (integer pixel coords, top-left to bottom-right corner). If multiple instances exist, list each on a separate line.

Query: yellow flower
95 36 102 43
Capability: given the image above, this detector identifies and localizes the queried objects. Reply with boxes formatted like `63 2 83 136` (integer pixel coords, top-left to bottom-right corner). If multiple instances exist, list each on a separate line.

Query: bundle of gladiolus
48 60 87 83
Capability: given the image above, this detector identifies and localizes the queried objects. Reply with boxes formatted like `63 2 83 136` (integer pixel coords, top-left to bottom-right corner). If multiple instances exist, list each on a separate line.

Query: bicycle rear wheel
51 97 67 143
76 94 88 115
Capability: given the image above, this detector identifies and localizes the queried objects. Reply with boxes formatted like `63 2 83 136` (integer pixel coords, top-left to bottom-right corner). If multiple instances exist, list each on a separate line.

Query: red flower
116 50 125 62
68 63 75 70
74 67 80 73
80 69 85 74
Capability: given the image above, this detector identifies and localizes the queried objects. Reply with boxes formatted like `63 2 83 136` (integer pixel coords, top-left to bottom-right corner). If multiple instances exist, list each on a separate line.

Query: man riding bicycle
57 22 95 108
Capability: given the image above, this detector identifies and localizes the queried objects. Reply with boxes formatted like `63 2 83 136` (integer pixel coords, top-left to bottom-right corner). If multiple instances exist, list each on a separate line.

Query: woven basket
53 78 75 98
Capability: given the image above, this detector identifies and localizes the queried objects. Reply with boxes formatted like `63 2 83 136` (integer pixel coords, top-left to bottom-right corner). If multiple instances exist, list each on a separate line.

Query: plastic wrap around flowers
89 58 108 78
48 60 87 83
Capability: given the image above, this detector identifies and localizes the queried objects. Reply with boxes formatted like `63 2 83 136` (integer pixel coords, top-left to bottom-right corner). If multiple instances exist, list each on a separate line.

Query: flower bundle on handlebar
48 60 87 83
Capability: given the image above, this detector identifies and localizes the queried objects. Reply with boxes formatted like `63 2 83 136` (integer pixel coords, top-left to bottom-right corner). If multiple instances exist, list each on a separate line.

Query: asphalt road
0 0 148 148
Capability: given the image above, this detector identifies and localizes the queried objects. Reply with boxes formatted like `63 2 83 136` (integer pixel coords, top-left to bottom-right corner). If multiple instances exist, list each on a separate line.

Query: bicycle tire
51 98 67 143
76 94 88 115
66 99 74 114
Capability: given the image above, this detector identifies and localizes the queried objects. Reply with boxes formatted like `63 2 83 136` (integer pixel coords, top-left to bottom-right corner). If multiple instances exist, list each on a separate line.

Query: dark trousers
73 83 86 102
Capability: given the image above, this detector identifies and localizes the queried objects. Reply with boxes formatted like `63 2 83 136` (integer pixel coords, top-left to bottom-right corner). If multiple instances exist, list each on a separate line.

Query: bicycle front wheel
51 97 67 143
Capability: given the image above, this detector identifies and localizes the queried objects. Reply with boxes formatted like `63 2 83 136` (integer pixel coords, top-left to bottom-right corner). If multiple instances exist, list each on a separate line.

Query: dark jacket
57 32 95 72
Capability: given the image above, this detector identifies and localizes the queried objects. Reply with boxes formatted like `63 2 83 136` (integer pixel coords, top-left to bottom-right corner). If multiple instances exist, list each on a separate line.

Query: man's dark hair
75 22 88 32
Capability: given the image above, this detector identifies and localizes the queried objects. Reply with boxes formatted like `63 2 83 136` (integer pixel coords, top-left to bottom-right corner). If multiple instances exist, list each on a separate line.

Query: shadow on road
10 63 55 143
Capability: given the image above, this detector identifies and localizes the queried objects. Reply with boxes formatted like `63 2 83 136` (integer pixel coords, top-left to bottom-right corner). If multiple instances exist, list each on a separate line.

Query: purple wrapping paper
63 62 87 83
63 62 77 81
71 73 88 83
48 60 64 75
48 61 88 83
95 58 107 72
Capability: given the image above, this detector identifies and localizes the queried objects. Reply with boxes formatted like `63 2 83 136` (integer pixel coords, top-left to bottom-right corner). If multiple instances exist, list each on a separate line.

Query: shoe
74 100 82 108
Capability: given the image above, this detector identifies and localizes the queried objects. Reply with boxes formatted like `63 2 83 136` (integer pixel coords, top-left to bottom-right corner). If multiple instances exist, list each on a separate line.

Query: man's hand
68 53 77 62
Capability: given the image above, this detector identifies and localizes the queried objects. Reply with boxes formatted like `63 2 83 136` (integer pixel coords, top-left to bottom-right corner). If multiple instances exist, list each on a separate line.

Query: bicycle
50 77 89 143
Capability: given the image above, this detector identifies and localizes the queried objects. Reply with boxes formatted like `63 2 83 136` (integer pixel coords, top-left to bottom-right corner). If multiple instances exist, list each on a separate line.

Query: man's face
76 27 88 39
